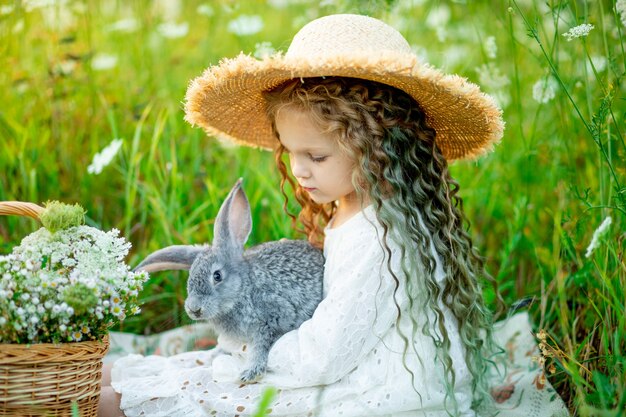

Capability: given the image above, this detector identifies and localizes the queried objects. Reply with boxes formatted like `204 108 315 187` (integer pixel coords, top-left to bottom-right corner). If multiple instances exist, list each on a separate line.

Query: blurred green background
0 0 624 414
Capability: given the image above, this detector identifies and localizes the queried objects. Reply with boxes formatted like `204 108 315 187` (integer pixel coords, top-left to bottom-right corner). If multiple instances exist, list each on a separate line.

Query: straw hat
184 14 504 160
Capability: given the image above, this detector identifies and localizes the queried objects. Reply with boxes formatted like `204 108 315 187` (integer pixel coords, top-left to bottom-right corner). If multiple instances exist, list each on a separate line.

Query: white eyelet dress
111 205 564 417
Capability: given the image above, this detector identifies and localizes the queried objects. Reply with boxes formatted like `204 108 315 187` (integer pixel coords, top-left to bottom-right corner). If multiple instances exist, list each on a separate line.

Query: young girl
100 14 568 417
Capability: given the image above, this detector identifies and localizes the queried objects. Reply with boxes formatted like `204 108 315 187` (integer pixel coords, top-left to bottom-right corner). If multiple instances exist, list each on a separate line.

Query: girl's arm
263 226 405 388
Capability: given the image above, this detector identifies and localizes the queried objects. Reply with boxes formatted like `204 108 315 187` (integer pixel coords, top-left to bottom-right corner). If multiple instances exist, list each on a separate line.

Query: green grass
0 0 624 415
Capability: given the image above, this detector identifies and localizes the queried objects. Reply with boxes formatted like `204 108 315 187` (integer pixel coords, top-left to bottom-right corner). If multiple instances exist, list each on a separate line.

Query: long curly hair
262 77 504 413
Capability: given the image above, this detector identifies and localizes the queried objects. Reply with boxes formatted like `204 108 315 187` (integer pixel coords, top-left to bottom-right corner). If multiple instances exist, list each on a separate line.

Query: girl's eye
310 155 327 163
213 270 222 283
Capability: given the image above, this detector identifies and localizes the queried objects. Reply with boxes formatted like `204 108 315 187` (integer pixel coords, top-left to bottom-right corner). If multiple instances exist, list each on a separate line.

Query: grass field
1 0 624 415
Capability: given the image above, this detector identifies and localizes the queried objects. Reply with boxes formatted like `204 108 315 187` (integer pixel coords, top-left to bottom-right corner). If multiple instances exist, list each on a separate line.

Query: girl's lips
303 187 317 192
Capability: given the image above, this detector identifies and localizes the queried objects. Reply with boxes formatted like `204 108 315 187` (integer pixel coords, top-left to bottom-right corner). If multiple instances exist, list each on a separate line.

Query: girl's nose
290 157 310 179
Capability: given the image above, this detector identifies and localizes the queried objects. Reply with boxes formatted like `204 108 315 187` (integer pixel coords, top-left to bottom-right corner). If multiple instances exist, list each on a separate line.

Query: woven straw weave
0 201 109 416
0 338 109 416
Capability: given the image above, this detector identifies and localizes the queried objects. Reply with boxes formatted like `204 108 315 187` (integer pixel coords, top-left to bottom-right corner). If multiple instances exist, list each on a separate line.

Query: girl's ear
133 245 206 273
213 178 252 255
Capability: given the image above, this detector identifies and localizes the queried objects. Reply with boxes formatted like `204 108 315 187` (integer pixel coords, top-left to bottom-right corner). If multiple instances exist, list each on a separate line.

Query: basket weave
0 201 109 417
0 338 109 417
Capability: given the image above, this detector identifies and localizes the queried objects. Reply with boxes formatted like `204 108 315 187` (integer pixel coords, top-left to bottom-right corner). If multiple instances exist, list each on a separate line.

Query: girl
100 14 567 417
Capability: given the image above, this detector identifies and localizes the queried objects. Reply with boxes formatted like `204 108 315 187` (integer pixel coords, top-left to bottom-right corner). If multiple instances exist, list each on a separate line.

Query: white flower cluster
227 15 264 36
484 36 497 59
253 41 276 59
475 62 511 108
562 23 594 41
0 226 148 343
617 0 626 28
532 76 558 103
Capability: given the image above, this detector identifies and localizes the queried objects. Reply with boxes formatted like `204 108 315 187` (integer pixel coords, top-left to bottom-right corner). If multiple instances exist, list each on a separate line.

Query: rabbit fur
134 179 325 383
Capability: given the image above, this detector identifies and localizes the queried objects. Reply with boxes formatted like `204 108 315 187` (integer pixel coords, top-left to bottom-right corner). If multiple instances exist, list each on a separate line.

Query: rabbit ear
133 245 206 273
213 178 252 255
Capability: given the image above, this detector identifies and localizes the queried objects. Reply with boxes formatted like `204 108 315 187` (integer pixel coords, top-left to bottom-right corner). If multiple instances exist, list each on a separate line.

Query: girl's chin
306 191 332 204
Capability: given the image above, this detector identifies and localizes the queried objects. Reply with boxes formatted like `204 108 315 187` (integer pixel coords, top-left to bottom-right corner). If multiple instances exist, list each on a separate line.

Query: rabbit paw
239 366 265 384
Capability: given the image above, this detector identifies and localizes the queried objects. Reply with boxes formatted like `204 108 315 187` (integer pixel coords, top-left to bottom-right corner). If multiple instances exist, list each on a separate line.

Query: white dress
110 205 494 416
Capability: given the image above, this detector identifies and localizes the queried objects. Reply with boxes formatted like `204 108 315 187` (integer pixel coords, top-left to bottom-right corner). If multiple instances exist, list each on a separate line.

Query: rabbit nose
189 307 202 317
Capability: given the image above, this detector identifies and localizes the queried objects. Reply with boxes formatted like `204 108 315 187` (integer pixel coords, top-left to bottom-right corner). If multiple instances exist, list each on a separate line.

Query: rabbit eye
213 270 222 283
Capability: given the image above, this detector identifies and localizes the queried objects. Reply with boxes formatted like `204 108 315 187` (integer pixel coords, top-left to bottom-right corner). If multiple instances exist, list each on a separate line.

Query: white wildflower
484 36 497 59
562 23 594 41
40 5 75 31
476 63 510 90
91 53 118 71
587 55 607 73
23 0 67 11
267 0 290 8
88 138 123 175
617 0 626 28
532 76 558 103
196 4 214 17
227 15 263 36
426 5 450 42
426 4 450 27
152 0 181 21
475 63 511 108
111 304 124 317
59 324 67 332
106 18 139 33
394 0 426 10
0 5 14 15
157 22 188 39
253 41 275 59
0 317 6 326
585 217 612 258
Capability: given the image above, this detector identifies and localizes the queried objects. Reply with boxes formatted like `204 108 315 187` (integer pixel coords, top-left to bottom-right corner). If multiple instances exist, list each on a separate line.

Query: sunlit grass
0 0 624 414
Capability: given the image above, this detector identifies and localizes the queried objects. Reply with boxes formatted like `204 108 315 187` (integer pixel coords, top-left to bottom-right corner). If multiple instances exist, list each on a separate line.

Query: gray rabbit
134 179 324 383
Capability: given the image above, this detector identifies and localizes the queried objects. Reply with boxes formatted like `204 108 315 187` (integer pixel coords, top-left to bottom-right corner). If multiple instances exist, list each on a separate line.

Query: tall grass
0 0 624 414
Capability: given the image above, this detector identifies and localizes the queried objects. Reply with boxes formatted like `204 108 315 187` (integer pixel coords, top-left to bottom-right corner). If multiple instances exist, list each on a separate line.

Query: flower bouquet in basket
0 201 148 417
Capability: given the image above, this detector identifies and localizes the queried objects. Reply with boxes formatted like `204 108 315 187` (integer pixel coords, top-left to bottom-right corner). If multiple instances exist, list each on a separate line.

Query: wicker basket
0 201 109 417
0 338 109 417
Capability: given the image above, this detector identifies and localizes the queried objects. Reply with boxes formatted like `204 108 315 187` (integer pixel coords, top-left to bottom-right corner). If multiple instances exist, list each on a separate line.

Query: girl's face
275 107 358 212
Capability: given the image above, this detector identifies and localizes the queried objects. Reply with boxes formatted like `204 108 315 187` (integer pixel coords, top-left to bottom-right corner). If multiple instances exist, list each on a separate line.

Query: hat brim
184 51 504 161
